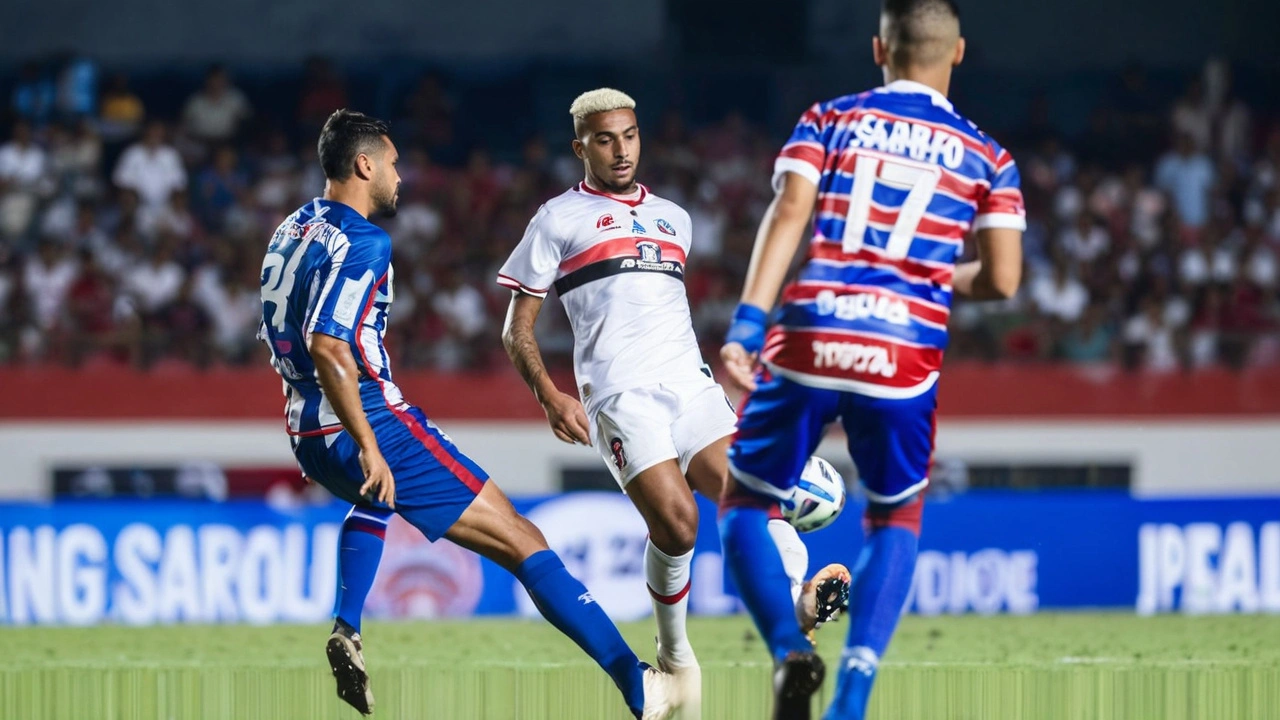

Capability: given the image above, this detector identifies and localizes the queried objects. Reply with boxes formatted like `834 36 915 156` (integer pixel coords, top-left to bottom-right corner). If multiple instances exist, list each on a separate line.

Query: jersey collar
878 80 954 113
577 181 648 207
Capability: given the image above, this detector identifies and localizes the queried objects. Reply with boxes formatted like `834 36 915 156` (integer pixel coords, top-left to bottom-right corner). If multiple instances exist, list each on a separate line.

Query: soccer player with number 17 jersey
718 1 1026 718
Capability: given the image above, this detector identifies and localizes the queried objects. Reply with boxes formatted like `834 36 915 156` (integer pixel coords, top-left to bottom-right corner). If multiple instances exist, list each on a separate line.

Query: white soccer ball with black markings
784 456 847 533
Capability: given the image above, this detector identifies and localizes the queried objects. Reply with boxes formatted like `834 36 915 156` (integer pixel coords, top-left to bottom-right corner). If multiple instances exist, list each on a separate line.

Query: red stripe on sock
344 517 387 539
648 580 692 606
865 495 924 535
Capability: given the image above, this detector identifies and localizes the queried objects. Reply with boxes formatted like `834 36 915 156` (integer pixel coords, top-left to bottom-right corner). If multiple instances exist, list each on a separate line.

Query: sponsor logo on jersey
632 219 647 234
655 218 676 236
578 591 596 605
814 290 911 325
636 241 662 264
596 213 617 230
811 340 897 377
610 437 627 471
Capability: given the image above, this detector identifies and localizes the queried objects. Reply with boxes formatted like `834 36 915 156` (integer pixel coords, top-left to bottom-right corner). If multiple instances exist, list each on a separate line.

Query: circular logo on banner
366 515 485 619
518 494 652 621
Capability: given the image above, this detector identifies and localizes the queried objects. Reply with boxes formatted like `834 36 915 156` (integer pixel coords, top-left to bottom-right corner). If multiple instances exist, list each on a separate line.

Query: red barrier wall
2 364 1279 420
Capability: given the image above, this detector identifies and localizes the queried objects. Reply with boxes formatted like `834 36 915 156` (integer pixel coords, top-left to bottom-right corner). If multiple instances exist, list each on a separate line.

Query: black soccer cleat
798 563 852 643
813 575 851 626
326 622 375 715
773 650 826 720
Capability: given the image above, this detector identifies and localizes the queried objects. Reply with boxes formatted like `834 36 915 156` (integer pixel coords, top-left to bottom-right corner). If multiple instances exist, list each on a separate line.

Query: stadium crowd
0 58 1276 372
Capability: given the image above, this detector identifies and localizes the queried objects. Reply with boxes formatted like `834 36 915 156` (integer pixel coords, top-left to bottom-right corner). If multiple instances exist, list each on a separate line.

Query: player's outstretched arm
721 173 818 392
501 292 591 445
309 332 395 507
952 226 1022 300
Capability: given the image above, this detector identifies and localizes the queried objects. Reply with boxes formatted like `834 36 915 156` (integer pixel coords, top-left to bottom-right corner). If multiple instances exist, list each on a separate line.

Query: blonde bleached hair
569 88 636 122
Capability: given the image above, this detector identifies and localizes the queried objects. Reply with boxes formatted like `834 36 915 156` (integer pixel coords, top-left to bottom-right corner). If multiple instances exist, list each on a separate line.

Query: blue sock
719 505 811 662
516 550 645 714
826 525 919 720
333 507 390 634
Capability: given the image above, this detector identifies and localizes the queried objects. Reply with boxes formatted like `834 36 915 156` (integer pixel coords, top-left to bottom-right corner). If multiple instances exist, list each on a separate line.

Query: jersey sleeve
497 204 564 298
973 146 1027 231
772 102 827 191
306 230 390 342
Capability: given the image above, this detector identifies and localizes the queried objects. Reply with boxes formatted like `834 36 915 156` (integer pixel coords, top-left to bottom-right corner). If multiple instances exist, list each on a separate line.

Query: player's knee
865 494 924 536
649 500 699 555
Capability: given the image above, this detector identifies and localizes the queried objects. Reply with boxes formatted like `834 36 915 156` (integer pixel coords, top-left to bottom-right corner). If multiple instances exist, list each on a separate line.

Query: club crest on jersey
610 437 627 471
655 218 676 236
636 241 662 264
596 213 618 230
632 219 647 234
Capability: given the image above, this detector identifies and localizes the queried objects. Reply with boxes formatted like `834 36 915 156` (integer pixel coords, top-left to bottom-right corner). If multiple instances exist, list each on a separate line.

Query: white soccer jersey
498 183 705 405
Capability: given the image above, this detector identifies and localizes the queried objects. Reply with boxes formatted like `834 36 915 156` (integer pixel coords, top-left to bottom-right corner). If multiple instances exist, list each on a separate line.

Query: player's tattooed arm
309 332 396 507
502 292 591 445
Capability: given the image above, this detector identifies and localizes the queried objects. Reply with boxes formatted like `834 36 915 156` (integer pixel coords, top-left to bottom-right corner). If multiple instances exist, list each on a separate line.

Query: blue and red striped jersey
763 80 1026 398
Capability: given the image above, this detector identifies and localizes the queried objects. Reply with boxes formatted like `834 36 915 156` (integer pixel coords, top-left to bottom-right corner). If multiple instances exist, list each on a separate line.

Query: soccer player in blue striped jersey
718 1 1025 718
260 110 678 719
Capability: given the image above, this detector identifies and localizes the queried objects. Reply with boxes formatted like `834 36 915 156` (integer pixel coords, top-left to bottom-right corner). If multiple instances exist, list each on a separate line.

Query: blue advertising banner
0 492 1278 625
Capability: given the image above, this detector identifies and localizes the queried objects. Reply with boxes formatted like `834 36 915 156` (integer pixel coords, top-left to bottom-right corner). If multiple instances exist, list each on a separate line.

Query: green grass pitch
3 614 1279 719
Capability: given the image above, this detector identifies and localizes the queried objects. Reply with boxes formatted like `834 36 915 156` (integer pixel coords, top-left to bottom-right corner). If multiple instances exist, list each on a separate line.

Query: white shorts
588 372 739 488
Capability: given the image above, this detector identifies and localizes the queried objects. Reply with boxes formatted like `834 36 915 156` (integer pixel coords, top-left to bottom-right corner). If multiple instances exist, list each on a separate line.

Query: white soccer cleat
796 563 852 645
326 625 374 715
656 644 702 720
641 663 681 720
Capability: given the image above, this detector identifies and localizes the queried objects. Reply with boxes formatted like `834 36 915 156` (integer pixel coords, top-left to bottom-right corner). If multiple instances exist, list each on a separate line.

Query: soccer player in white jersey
497 89 850 719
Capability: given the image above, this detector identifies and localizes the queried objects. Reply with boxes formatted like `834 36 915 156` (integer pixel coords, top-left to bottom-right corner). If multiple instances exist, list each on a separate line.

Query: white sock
768 519 809 605
645 539 696 667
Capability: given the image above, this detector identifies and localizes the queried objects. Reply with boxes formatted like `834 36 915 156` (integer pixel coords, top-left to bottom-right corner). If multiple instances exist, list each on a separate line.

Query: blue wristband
726 304 769 355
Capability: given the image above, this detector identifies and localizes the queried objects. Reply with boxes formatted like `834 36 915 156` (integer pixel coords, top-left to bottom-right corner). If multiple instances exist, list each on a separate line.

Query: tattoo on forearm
504 320 549 397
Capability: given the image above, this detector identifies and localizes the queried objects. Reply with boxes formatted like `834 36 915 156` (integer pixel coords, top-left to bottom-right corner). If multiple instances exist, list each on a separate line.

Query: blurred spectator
53 52 98 120
10 61 54 126
0 121 50 241
65 249 134 364
182 65 252 148
1030 258 1089 323
1155 133 1215 232
22 240 78 336
1170 78 1213 154
430 266 488 370
193 145 248 231
1123 297 1182 372
47 119 102 197
113 120 187 210
98 74 146 144
1058 303 1117 363
297 57 347 135
123 241 185 316
1060 213 1110 264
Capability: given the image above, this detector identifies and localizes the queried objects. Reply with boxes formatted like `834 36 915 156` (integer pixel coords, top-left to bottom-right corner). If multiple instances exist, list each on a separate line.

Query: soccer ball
784 456 847 533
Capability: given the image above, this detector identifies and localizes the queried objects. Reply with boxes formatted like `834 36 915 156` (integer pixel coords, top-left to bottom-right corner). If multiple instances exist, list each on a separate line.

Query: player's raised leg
325 505 390 714
824 390 934 720
445 478 677 720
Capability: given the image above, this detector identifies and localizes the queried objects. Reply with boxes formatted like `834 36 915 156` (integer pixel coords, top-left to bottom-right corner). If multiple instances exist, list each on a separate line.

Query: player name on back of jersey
846 112 967 170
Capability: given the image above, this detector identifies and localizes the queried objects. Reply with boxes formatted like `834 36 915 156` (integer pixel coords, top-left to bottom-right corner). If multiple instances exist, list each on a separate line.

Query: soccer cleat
797 563 852 644
639 662 680 720
326 623 374 715
656 641 702 720
773 650 826 720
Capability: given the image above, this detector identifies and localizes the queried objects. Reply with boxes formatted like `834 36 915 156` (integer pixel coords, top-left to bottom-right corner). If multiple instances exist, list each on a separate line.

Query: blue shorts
728 369 936 506
293 406 489 541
